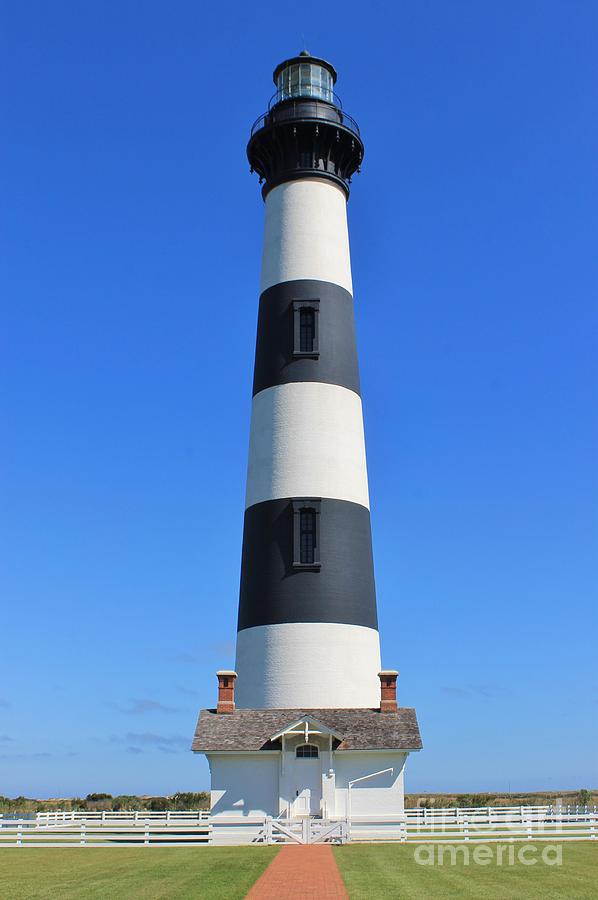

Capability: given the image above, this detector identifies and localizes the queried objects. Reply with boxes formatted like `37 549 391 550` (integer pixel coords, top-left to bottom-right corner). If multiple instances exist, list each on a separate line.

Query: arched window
296 744 319 758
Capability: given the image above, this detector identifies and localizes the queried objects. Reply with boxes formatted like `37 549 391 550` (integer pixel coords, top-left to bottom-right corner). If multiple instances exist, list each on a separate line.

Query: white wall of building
333 751 407 817
260 179 353 294
205 747 409 819
208 753 279 817
235 622 382 709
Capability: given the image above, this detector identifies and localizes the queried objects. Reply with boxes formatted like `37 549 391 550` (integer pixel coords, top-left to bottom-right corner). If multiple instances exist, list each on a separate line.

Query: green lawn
2 842 596 899
0 847 278 900
334 842 598 899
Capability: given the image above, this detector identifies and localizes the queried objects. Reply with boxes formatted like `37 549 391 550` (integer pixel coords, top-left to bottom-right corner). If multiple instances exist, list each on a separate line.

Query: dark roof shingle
192 707 422 752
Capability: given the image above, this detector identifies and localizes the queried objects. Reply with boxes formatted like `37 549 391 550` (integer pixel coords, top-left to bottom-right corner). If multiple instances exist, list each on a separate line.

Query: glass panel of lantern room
310 64 321 99
276 63 334 102
289 64 300 98
277 69 289 100
300 63 311 96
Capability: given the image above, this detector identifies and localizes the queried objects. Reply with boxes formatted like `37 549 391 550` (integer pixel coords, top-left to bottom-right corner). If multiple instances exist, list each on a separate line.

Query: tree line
0 792 210 813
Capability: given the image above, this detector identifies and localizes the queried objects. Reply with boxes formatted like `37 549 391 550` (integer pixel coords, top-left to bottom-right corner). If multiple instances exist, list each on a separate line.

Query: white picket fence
34 810 210 825
404 804 595 824
351 807 597 843
0 817 212 847
0 806 596 846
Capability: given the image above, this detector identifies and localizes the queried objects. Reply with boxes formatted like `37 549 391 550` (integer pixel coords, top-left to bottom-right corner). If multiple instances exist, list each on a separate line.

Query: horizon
5 786 596 803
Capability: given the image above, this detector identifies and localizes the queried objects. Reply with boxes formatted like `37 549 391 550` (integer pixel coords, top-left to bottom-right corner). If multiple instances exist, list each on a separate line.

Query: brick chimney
378 670 398 712
216 670 237 714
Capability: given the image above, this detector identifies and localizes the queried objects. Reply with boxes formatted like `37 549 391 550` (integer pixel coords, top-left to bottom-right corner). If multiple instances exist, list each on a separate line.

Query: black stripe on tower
237 498 378 631
253 279 360 397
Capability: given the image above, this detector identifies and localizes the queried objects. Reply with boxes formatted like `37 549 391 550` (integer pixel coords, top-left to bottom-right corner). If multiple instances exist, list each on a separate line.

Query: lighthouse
193 52 421 825
236 50 380 709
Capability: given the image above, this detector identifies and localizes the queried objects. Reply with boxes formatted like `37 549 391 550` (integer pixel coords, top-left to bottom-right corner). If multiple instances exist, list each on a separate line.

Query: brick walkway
246 844 348 899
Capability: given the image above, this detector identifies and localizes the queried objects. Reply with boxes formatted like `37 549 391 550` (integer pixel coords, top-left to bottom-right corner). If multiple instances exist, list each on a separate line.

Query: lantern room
273 50 337 104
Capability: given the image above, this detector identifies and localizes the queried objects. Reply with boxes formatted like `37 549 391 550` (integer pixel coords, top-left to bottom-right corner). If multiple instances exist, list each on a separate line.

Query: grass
333 842 598 899
0 847 279 900
2 841 596 899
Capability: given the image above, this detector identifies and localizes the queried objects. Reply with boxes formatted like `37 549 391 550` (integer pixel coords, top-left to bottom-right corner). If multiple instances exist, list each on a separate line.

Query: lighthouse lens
276 63 333 103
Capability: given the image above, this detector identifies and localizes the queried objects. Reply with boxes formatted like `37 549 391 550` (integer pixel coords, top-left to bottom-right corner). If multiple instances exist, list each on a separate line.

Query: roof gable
269 714 346 742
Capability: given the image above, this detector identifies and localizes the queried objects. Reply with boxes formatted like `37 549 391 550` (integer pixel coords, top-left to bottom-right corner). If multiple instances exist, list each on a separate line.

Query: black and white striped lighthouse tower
235 52 381 709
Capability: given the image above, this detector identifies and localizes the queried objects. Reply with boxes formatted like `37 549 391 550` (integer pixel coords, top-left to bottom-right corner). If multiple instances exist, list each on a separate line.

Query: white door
292 758 322 816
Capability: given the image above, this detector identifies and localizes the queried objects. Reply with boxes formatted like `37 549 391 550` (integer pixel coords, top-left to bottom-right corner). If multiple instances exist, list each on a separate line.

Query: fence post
399 819 406 843
80 823 86 846
167 810 171 826
17 822 23 847
302 818 309 844
463 816 469 842
144 823 150 846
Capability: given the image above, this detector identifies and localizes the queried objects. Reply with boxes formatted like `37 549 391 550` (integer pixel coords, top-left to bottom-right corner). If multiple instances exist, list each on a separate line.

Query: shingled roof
192 707 422 752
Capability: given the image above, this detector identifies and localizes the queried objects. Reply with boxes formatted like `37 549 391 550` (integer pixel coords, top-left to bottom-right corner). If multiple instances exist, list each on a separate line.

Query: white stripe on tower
260 180 353 294
245 381 369 510
235 173 382 710
236 623 382 709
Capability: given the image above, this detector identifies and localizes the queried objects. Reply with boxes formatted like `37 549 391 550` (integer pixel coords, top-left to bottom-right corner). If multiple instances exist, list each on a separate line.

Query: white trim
201 750 280 757
198 748 420 756
334 748 420 755
270 715 345 743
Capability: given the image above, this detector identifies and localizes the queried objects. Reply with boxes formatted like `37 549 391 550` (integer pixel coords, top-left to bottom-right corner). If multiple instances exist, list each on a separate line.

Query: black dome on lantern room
247 50 364 199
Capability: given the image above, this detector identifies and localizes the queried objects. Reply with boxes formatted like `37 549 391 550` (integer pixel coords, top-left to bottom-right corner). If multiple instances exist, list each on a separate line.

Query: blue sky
1 0 596 797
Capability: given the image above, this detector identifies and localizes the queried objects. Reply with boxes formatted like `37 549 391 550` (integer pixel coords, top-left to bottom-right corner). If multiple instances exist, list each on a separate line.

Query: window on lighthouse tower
292 499 321 568
300 308 315 353
300 509 316 564
293 300 319 358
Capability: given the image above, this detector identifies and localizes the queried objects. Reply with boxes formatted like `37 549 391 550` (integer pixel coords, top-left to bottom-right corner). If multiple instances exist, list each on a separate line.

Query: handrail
250 100 361 140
